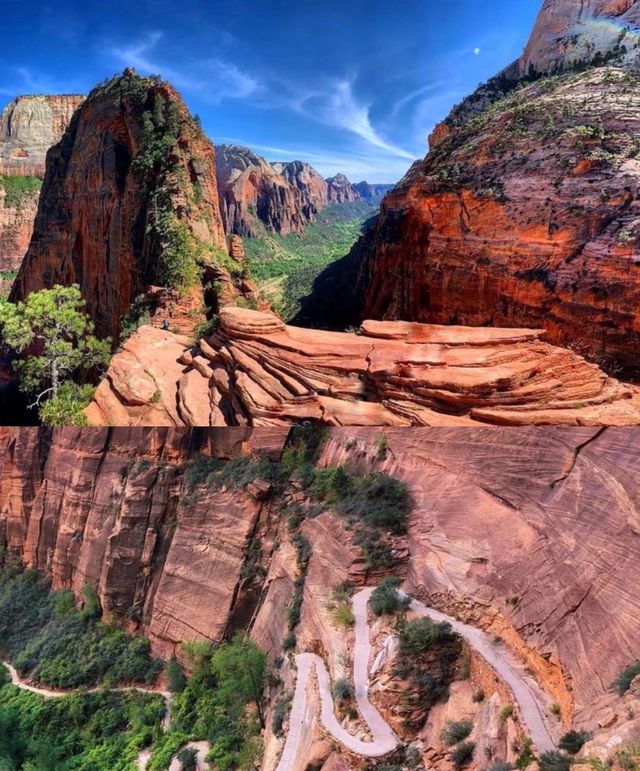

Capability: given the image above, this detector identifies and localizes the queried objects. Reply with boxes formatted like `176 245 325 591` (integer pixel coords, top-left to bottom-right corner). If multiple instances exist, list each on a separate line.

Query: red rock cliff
345 0 640 381
9 71 231 341
0 426 288 657
216 145 312 236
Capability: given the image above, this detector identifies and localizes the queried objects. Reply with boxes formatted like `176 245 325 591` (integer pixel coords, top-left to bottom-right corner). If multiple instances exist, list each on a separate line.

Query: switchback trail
1 660 208 769
276 587 556 770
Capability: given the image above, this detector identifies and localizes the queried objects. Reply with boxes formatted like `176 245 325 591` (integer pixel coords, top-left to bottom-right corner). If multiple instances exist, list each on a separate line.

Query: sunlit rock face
0 95 84 178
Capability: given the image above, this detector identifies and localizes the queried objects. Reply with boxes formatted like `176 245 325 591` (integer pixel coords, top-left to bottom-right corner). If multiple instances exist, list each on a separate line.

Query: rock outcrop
0 95 84 178
340 4 640 380
86 307 640 427
9 70 232 341
0 426 289 657
326 172 360 203
274 160 330 217
216 145 312 236
521 0 640 76
316 427 640 731
352 181 394 200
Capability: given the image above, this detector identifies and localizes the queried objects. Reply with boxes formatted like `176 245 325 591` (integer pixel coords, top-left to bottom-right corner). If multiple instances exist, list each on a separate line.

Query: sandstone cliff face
0 183 39 274
86 307 640 427
317 427 640 729
0 426 288 657
274 160 329 217
216 145 312 236
521 0 640 76
0 95 84 178
9 71 230 341
354 65 640 380
326 172 361 203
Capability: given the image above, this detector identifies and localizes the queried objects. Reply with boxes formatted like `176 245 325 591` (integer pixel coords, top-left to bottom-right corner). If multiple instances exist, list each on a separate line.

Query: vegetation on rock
0 176 41 208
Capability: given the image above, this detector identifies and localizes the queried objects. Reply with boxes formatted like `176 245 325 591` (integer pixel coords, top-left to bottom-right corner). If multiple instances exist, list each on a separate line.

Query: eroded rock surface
0 95 84 178
9 71 230 341
87 307 640 427
0 426 288 657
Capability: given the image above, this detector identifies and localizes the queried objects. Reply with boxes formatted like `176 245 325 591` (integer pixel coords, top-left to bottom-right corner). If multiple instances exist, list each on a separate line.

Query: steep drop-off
86 307 640 427
9 71 233 341
340 2 640 379
1 426 639 769
0 426 288 658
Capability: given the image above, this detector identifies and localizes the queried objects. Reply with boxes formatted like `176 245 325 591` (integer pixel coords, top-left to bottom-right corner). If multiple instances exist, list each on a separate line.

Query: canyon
304 0 640 380
87 306 640 427
0 426 638 770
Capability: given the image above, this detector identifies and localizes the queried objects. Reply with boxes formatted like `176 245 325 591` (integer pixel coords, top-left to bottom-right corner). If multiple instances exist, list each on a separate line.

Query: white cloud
473 47 481 55
296 78 415 161
107 32 259 102
206 59 258 100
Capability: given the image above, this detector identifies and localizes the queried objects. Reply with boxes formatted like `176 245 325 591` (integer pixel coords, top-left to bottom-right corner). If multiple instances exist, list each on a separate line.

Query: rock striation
86 307 640 427
0 95 84 178
274 160 330 218
521 0 640 76
9 71 231 341
336 2 640 380
0 426 289 657
216 145 312 236
0 183 39 276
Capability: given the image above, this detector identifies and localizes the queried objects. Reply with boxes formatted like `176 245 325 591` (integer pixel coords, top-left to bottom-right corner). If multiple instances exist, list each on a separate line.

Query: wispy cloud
106 31 259 102
293 77 415 161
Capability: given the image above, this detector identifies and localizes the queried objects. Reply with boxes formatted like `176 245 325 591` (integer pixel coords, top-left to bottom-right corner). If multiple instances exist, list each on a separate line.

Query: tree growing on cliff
0 284 110 424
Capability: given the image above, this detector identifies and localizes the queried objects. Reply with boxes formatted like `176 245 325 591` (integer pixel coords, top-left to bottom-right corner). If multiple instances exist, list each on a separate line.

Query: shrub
490 764 514 771
613 661 640 695
515 736 536 770
472 688 485 703
441 719 473 745
38 383 93 427
450 741 475 769
397 616 458 655
177 747 198 771
539 751 570 771
167 656 187 693
272 695 290 736
333 604 355 627
549 702 561 715
334 678 354 702
499 704 514 722
558 730 591 755
370 578 410 617
0 176 42 208
282 632 296 651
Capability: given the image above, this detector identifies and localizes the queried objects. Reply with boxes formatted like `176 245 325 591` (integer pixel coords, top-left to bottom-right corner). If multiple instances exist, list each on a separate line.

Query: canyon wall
0 426 288 657
0 95 84 178
216 145 313 236
317 427 640 722
9 71 230 341
0 95 83 280
0 185 39 275
343 3 640 380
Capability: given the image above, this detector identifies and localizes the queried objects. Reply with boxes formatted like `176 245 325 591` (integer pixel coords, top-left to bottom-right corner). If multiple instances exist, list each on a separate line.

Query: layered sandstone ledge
86 307 640 427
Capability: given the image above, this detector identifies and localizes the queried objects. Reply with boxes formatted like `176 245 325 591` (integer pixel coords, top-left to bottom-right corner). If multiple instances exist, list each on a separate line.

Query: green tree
0 285 110 419
167 657 187 693
210 634 267 729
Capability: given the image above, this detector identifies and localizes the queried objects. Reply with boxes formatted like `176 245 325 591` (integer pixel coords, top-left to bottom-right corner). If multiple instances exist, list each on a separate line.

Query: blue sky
0 0 541 182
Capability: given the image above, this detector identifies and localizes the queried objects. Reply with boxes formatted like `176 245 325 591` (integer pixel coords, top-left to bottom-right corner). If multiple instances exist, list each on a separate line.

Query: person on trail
161 319 170 331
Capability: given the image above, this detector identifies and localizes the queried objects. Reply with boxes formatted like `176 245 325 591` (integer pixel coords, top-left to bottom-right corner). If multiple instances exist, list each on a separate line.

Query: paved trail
404 596 556 754
2 660 204 769
276 587 557 770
